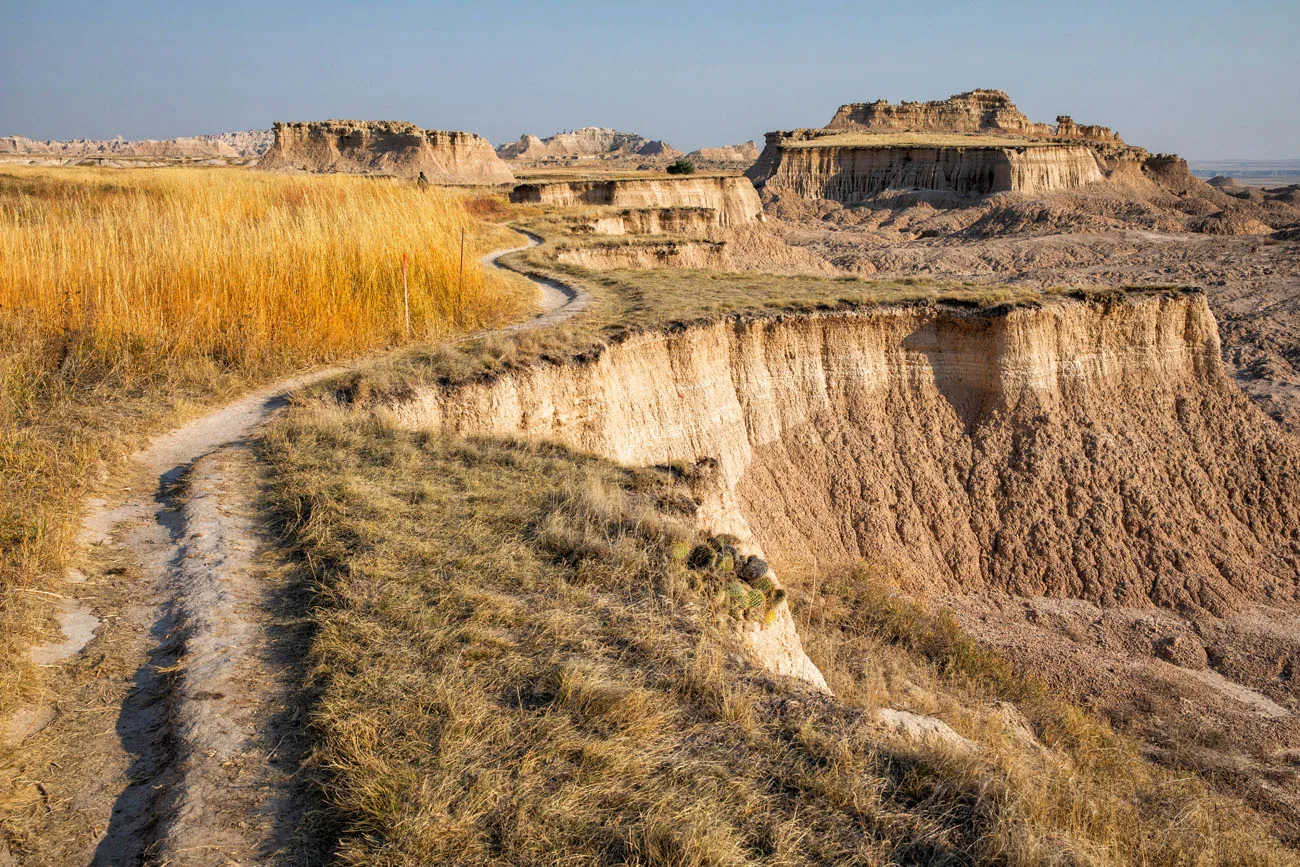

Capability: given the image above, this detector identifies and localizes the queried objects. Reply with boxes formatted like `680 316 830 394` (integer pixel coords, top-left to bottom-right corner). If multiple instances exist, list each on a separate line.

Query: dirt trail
2 235 583 866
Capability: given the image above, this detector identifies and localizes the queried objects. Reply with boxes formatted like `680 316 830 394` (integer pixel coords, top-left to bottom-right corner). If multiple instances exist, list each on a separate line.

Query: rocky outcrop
573 207 721 236
497 128 681 162
385 292 1299 626
827 89 1123 145
510 177 763 226
553 240 730 270
258 121 513 184
0 130 271 159
747 134 1103 200
685 142 760 167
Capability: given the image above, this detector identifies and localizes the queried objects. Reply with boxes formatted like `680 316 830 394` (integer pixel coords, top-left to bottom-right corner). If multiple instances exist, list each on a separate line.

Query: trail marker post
402 252 410 337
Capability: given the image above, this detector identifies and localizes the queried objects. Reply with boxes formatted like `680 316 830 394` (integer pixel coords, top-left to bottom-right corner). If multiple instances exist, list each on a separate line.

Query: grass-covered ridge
344 197 1185 401
260 393 1297 865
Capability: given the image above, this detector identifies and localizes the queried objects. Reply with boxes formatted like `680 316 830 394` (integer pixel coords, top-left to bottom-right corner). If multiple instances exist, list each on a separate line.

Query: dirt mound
258 120 513 184
1193 211 1275 235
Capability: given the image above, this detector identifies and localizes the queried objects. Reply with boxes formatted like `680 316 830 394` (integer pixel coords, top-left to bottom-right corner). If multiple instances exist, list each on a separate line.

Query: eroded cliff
827 89 1124 145
747 137 1104 200
685 142 760 168
382 291 1300 682
510 177 763 226
497 128 680 162
258 120 513 184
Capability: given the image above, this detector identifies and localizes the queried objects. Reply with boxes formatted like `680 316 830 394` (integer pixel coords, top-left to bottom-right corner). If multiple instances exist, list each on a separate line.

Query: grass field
0 167 526 717
261 396 1298 865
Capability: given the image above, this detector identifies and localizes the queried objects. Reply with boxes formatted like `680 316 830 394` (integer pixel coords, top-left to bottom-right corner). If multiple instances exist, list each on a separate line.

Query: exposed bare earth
747 176 1300 835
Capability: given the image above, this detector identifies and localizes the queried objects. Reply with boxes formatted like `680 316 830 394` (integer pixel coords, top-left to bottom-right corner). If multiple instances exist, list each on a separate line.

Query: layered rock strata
510 177 763 226
827 89 1123 145
383 291 1300 680
0 130 271 159
685 142 760 167
747 136 1104 200
573 207 721 236
497 127 680 161
258 120 513 184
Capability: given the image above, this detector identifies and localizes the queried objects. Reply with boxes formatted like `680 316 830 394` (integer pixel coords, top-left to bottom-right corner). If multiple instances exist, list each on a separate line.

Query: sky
2 0 1297 160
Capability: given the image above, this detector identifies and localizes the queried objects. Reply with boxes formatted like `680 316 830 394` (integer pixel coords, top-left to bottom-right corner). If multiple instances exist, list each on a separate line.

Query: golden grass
0 167 522 365
0 167 527 718
259 397 1299 865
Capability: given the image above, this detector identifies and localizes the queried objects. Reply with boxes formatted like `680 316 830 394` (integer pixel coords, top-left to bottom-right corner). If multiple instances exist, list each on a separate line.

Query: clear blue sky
2 0 1297 160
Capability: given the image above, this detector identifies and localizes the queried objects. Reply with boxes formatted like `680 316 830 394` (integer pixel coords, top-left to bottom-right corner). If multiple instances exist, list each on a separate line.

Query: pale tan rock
827 89 1123 145
0 130 270 159
748 137 1103 200
510 177 763 226
685 142 760 167
875 708 976 751
497 127 680 161
385 292 1300 627
576 207 720 236
258 120 513 184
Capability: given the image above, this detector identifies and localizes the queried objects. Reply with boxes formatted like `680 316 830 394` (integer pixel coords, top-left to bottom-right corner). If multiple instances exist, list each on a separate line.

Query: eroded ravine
3 236 586 867
378 284 1300 827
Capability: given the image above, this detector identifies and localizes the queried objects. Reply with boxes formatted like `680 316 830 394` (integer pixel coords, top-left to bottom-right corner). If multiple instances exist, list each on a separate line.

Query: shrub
666 159 696 175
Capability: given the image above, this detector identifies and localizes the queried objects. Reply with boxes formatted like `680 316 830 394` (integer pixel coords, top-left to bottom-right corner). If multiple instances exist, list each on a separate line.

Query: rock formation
685 142 760 167
745 90 1169 202
510 177 763 226
571 207 721 236
827 89 1123 145
0 130 271 159
385 291 1299 628
497 127 681 162
258 120 513 184
748 137 1104 200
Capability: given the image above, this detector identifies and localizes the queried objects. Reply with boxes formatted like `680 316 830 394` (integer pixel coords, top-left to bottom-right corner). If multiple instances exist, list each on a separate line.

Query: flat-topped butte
778 131 1053 149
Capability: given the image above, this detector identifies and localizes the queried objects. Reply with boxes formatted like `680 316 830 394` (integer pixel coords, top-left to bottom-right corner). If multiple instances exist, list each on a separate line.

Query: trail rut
2 235 583 866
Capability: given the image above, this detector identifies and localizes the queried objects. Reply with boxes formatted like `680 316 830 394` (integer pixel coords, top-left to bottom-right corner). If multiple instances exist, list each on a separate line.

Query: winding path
5 233 585 867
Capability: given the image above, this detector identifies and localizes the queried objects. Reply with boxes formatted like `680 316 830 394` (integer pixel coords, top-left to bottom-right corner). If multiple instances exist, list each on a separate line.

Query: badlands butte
5 89 1300 866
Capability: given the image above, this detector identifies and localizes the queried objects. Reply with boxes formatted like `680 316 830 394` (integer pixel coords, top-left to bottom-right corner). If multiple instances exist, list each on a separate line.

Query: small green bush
666 159 696 175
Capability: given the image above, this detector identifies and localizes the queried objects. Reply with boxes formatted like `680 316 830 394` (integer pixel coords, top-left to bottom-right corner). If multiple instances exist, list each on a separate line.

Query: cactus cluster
675 535 786 621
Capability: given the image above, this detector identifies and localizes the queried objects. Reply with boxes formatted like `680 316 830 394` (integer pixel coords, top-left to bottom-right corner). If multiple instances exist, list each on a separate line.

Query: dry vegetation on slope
259 395 1298 865
0 167 525 718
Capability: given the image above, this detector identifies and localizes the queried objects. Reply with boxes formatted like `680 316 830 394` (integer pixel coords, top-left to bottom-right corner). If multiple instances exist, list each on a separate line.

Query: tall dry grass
0 167 521 367
0 166 526 717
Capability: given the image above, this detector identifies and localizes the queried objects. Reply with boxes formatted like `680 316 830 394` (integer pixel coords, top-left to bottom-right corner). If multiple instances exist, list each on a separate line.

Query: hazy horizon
3 0 1297 162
